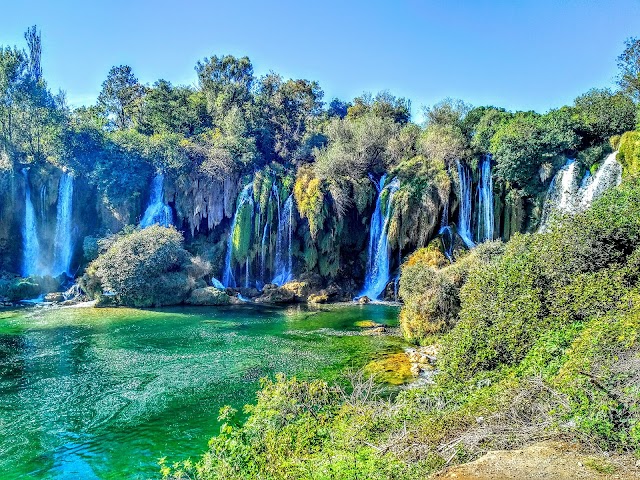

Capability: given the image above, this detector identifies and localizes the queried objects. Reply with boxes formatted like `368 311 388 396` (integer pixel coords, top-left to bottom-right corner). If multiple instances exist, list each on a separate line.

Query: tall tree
195 55 253 121
617 37 640 102
24 25 42 82
97 65 145 129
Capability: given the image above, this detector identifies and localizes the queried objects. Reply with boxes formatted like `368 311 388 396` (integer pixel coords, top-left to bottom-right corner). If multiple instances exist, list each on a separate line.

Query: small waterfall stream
540 152 621 230
360 175 400 300
476 155 494 243
272 195 294 286
438 200 454 260
52 172 75 276
456 160 475 248
141 174 173 228
222 183 254 288
21 169 41 277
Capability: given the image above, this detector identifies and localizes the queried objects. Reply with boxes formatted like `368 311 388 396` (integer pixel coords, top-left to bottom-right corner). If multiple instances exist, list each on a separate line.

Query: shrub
618 130 640 177
81 225 193 307
399 242 504 342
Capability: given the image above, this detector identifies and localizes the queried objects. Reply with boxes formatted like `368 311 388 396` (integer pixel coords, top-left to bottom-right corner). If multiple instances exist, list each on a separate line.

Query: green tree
97 65 146 129
617 37 640 101
195 55 253 122
572 88 636 146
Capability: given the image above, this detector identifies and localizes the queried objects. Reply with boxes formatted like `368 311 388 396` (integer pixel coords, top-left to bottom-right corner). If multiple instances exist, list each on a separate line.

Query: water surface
0 303 401 479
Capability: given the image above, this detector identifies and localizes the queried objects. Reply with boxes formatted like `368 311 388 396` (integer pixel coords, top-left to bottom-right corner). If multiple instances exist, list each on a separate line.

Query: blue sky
1 0 639 120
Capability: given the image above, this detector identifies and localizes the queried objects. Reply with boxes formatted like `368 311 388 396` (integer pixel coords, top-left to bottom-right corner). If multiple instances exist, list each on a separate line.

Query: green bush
81 225 193 307
399 242 504 342
618 130 640 177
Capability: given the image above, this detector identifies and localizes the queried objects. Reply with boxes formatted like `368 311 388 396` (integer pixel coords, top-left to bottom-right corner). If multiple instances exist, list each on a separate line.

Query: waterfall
438 200 454 260
579 152 622 208
476 155 495 243
52 172 74 276
21 169 41 277
539 152 622 230
359 175 400 300
222 183 254 288
272 194 294 286
141 174 173 228
456 160 475 248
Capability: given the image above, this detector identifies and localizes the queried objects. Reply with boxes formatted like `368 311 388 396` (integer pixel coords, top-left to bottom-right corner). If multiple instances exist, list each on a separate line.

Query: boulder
254 287 296 304
308 293 329 304
44 292 65 303
185 287 231 306
357 296 371 304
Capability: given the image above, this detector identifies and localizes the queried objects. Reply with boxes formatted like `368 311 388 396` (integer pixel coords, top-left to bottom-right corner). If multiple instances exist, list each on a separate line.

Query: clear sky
1 0 639 120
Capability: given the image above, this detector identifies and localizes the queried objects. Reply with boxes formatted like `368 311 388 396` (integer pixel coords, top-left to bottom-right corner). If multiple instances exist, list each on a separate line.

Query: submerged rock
185 287 231 306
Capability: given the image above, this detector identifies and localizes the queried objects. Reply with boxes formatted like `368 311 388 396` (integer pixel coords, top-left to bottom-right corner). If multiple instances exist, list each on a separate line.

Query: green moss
364 353 415 385
618 130 640 177
232 201 254 264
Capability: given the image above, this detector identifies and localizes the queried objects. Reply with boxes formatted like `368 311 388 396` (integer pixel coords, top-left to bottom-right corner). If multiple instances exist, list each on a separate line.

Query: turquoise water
0 303 402 479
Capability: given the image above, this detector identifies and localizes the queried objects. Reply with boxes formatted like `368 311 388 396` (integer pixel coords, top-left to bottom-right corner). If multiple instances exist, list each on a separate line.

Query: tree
24 25 42 81
617 37 640 101
195 55 253 121
490 110 579 193
138 79 208 136
254 74 324 162
572 88 636 145
97 65 145 129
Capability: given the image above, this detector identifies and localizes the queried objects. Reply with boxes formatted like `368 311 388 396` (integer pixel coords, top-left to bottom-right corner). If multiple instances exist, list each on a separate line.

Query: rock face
435 441 637 480
185 287 231 306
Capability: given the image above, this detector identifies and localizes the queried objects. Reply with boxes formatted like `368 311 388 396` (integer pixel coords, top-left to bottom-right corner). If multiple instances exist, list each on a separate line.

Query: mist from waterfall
540 152 622 231
360 175 400 300
476 155 495 243
52 172 75 276
222 183 254 288
272 194 294 286
456 160 475 248
141 174 173 228
21 169 41 277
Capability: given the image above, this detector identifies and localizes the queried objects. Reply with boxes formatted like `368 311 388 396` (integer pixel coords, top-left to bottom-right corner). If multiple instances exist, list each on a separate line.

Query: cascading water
456 160 475 248
438 200 454 261
21 169 41 277
222 183 254 288
359 175 400 300
539 152 621 231
579 152 622 208
141 174 173 228
52 172 75 276
476 155 495 243
272 195 294 286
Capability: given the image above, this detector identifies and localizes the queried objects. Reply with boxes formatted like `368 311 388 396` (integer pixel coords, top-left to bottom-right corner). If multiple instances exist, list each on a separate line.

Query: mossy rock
354 320 384 328
186 287 231 306
308 293 329 304
364 352 415 385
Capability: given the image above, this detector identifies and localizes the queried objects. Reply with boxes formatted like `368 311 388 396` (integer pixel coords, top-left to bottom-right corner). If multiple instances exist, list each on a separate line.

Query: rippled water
0 303 401 479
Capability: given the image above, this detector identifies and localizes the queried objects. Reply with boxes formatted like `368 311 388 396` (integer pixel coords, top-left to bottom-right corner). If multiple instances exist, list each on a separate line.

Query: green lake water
0 303 402 479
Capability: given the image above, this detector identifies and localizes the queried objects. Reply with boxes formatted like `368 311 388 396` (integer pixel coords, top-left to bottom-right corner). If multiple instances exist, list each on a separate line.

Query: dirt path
434 441 640 479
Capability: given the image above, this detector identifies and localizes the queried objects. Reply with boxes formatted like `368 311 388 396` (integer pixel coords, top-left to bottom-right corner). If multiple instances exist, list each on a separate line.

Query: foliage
617 37 640 101
399 242 504 342
490 110 579 194
81 226 194 307
294 166 326 240
97 65 146 130
618 130 640 177
572 88 636 146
